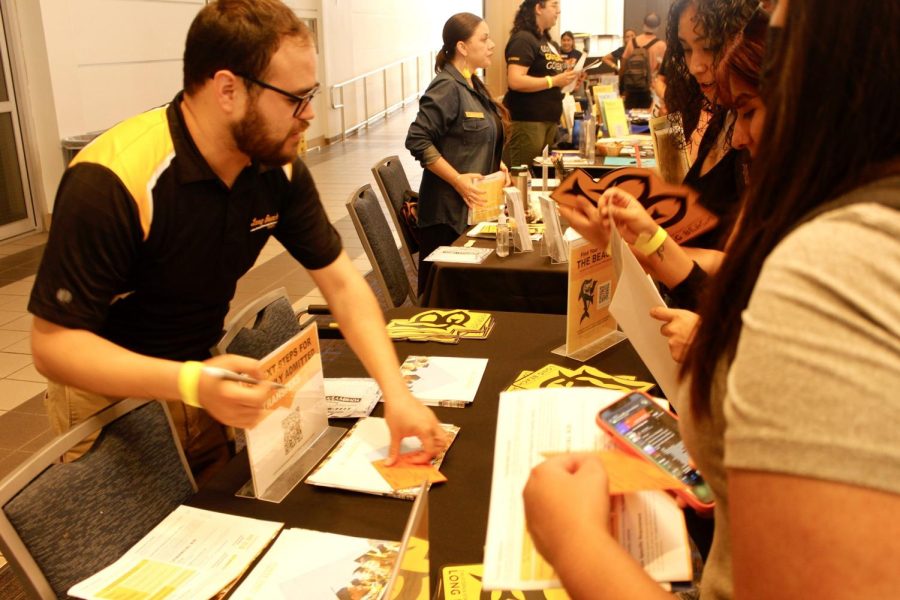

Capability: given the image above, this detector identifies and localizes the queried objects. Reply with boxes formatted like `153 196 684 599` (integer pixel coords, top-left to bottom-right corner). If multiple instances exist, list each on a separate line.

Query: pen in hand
201 366 286 389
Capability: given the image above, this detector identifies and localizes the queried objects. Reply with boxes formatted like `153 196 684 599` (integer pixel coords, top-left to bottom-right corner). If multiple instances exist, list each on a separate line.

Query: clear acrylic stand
235 425 346 503
551 329 627 363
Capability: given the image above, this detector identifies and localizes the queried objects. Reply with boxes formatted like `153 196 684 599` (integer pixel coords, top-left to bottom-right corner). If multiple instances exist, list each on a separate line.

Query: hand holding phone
596 391 714 511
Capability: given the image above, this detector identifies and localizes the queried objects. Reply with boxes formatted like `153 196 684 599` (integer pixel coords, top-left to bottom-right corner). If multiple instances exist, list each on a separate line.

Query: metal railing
330 51 436 142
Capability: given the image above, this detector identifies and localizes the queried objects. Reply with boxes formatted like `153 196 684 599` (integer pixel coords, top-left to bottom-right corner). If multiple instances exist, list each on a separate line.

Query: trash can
61 130 105 165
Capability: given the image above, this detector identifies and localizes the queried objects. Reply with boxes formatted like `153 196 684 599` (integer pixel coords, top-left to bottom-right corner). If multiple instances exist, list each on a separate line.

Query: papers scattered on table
507 363 655 394
305 416 459 499
372 452 448 490
400 355 488 408
68 506 283 600
231 529 401 600
387 309 495 343
325 377 381 418
482 388 692 591
424 246 493 264
467 221 545 239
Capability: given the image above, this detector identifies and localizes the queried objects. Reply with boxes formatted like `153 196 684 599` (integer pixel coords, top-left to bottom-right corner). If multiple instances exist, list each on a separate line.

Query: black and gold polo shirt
29 92 342 361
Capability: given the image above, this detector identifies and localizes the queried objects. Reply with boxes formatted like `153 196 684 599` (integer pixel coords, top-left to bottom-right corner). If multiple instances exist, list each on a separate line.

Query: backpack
621 38 659 94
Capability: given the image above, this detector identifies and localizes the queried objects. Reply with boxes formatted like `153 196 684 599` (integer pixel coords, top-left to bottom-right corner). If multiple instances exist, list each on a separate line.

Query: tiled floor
0 103 423 481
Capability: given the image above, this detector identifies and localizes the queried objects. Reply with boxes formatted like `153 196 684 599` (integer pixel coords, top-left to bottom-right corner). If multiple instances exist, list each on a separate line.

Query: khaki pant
45 381 232 484
505 120 559 170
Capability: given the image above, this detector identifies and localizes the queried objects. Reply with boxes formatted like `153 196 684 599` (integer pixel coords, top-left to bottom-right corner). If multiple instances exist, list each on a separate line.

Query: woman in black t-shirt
503 0 577 169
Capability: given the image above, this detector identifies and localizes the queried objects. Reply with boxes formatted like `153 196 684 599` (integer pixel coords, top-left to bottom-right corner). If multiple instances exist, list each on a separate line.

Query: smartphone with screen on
596 391 715 511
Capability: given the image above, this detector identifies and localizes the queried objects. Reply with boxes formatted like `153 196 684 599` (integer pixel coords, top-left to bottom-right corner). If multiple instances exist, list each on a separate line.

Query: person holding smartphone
524 1 900 598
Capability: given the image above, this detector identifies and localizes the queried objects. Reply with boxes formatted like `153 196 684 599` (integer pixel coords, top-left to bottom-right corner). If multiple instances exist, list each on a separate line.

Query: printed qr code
281 408 304 454
596 281 611 307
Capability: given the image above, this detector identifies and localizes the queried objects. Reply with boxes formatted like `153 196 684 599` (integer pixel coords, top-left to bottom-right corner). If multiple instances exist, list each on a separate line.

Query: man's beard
231 100 306 166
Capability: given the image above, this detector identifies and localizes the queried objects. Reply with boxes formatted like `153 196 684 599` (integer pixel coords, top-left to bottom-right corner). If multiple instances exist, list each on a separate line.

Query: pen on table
201 366 285 389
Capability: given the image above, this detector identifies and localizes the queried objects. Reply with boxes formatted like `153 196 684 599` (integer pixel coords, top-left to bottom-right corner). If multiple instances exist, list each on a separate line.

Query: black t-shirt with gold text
504 30 566 122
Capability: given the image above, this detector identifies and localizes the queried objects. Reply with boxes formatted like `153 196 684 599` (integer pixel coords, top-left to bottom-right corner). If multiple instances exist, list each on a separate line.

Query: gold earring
462 65 472 79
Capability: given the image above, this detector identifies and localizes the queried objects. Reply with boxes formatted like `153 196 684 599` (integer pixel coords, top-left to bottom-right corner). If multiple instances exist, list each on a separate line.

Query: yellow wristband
178 361 204 408
545 75 554 89
633 226 668 256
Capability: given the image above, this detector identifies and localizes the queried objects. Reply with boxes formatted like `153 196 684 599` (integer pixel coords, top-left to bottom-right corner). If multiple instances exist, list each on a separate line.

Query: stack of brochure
467 221 545 239
507 363 654 394
324 377 381 418
68 507 283 600
387 309 495 343
305 416 460 499
399 355 488 408
423 246 493 264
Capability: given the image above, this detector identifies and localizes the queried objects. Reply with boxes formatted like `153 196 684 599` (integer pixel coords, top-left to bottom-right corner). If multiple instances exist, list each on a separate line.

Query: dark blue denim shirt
405 63 504 234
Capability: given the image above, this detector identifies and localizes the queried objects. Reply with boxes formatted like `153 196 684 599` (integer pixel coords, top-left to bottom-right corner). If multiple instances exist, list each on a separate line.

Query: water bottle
496 206 510 258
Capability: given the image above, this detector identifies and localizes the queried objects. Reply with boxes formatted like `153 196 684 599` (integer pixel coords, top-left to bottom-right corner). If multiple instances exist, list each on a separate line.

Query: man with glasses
28 0 447 479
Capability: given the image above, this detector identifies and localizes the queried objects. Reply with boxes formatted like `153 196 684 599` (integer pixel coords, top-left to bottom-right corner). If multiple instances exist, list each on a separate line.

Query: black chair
371 155 419 275
0 399 196 599
346 184 418 309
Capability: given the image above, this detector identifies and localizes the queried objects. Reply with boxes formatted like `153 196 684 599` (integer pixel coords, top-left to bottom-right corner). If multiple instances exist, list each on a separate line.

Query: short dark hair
644 12 660 30
183 0 312 94
561 31 575 41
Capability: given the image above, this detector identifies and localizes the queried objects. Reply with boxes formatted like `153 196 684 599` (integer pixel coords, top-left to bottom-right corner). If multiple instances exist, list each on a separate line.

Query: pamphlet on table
68 506 283 600
231 529 401 600
387 309 495 343
305 416 459 499
437 564 571 599
482 388 693 591
423 246 493 264
398 355 488 407
325 377 381 419
507 363 655 395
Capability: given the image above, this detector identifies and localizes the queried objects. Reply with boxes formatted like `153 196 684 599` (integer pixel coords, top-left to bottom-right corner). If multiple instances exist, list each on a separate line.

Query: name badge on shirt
465 111 485 119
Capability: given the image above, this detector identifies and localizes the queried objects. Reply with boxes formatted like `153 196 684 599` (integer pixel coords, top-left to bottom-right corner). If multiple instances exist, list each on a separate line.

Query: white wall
320 0 482 139
18 0 480 214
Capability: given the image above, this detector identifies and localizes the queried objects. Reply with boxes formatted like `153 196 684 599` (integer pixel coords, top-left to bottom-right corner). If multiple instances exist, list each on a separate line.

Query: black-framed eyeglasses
236 73 319 118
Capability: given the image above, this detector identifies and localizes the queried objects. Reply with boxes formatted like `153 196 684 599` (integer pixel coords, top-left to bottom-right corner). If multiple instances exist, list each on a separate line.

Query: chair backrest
0 399 197 599
213 288 302 358
371 155 419 264
346 184 417 309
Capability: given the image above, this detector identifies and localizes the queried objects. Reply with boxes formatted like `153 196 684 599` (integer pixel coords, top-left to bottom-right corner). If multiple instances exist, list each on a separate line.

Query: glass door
0 4 37 241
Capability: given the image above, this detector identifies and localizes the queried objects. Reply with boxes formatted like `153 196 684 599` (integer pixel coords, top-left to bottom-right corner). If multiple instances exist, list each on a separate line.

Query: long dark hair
435 12 510 138
511 0 549 40
663 0 758 138
684 0 900 413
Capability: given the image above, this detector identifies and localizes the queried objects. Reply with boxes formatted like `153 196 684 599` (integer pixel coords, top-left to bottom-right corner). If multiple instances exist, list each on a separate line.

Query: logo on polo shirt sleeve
250 213 280 232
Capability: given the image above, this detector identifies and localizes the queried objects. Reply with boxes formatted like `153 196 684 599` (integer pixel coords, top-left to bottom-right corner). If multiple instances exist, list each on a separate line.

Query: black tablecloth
190 308 654 595
420 238 569 314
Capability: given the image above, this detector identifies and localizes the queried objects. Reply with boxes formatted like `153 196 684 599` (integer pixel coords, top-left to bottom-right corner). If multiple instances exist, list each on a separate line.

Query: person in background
560 8 770 362
524 2 900 599
405 13 508 293
29 0 447 481
504 0 577 169
659 0 758 253
559 31 582 69
620 13 666 109
600 28 636 73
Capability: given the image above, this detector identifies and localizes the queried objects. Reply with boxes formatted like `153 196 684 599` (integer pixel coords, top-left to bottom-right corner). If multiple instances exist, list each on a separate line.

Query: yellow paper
601 97 629 138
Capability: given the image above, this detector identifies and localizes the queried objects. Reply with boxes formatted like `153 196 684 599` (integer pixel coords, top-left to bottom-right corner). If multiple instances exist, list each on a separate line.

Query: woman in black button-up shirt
406 12 508 293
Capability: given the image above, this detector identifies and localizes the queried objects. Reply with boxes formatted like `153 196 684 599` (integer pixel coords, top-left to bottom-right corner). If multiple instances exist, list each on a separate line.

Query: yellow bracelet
178 361 204 408
633 226 668 256
545 75 554 89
